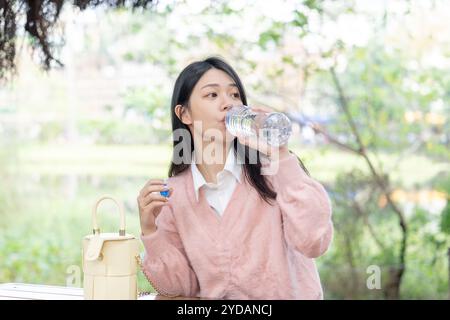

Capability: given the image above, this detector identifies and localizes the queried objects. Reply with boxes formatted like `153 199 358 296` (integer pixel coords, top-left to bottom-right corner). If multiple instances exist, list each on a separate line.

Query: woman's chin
223 129 235 142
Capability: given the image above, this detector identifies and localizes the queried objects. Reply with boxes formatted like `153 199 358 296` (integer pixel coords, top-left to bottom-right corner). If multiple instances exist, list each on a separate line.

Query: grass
15 143 448 187
0 178 155 293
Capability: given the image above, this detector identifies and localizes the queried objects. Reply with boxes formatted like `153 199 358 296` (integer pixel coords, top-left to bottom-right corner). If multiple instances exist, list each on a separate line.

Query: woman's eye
206 92 217 98
232 92 240 98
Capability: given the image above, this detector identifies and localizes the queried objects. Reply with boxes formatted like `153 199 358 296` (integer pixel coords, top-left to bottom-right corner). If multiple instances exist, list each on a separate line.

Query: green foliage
258 22 285 49
291 10 308 36
0 177 155 292
319 168 448 299
1 0 448 300
440 202 450 234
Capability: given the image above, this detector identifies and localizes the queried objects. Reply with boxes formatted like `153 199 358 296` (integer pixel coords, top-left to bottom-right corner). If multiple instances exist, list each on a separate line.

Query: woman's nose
221 103 233 112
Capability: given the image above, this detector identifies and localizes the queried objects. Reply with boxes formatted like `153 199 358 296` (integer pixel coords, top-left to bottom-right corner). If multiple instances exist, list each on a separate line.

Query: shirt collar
190 146 242 202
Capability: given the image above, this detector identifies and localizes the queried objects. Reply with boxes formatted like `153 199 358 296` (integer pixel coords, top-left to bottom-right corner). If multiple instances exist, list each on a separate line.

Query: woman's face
176 68 243 144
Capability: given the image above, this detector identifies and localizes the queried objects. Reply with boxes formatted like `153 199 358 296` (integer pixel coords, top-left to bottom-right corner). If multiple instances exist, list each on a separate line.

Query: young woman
137 57 333 299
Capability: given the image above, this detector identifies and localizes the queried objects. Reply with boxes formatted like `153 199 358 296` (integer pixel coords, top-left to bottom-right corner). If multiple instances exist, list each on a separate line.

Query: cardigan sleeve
140 203 199 297
262 153 333 258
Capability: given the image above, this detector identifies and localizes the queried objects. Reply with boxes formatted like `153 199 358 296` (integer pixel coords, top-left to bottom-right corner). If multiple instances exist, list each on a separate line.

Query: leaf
292 10 308 28
258 30 281 49
440 202 450 235
282 55 296 66
303 0 322 12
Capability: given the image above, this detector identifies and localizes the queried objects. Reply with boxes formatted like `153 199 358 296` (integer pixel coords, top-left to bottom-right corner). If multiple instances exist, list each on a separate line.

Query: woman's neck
193 139 233 184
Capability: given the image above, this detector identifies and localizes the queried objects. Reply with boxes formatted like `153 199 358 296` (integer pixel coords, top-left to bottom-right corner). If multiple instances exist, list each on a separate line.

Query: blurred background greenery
0 0 449 299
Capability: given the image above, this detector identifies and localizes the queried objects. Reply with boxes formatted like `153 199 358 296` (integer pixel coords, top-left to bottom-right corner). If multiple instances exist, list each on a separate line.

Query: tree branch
329 66 408 299
352 199 387 252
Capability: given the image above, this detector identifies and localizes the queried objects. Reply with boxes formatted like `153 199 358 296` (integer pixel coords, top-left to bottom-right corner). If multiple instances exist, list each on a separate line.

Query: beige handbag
82 196 140 300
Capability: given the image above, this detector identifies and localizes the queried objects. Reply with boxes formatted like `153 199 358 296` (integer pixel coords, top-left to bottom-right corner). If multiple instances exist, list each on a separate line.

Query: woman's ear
175 104 192 125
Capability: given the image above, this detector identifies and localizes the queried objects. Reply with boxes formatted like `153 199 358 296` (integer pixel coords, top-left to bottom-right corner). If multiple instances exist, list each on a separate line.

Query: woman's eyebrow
201 83 237 89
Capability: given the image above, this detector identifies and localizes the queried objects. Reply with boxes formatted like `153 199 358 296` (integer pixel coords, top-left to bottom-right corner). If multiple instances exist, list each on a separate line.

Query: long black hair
168 56 308 205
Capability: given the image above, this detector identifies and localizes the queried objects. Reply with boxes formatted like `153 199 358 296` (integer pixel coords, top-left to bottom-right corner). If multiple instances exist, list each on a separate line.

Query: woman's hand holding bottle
137 179 173 236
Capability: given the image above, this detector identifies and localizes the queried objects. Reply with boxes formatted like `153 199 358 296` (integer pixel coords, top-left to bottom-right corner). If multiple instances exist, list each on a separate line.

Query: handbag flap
84 233 136 261
85 236 104 261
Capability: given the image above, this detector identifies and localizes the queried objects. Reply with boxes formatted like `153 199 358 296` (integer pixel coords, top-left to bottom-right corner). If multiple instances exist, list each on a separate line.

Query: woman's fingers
139 180 167 198
141 200 168 223
141 179 166 190
143 200 168 212
237 134 277 158
138 179 171 233
140 190 170 208
237 134 258 150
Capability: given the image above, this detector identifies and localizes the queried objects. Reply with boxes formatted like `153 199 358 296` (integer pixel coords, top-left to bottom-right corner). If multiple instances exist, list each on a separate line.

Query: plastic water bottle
225 105 292 147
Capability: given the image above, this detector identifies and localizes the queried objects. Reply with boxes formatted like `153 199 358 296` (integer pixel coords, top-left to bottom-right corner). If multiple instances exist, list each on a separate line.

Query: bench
0 283 158 300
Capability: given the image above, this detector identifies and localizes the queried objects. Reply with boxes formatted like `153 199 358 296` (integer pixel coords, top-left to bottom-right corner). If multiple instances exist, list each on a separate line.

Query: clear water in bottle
225 105 292 147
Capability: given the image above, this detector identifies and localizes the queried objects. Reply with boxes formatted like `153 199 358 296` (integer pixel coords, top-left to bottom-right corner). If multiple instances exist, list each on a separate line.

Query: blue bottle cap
160 189 169 197
160 179 169 197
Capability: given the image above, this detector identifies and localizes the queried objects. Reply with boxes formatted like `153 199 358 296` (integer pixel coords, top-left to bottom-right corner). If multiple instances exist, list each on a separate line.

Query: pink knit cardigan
141 154 333 299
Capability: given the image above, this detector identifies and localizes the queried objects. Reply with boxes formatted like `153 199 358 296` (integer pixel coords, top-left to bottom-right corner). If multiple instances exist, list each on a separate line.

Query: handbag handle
92 196 126 236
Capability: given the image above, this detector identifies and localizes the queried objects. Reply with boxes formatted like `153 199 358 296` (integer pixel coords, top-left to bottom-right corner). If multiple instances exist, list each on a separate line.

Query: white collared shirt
191 147 242 216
